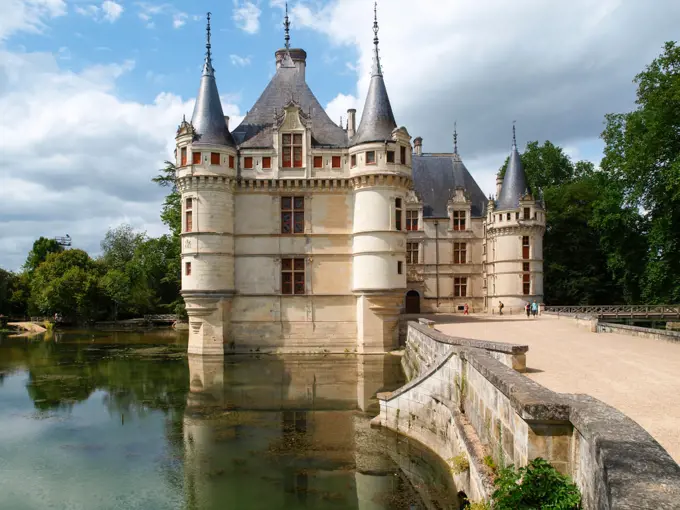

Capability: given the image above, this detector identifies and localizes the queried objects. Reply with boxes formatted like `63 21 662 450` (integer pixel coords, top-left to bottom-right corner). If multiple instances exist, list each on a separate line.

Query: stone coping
598 321 680 342
411 320 529 355
542 310 597 321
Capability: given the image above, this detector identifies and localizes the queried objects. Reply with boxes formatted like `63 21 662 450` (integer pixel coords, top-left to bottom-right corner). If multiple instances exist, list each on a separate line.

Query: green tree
100 225 147 272
153 161 181 238
24 237 63 273
601 41 680 303
30 249 102 321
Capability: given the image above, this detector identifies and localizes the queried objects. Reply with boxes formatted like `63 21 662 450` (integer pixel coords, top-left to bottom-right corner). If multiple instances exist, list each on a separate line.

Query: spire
191 12 235 147
351 1 397 146
453 122 458 155
371 2 382 77
496 123 529 210
202 12 214 76
284 2 291 50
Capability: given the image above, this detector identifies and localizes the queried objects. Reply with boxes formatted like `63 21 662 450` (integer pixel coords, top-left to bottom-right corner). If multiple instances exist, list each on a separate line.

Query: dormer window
452 211 466 231
366 151 376 165
283 133 303 168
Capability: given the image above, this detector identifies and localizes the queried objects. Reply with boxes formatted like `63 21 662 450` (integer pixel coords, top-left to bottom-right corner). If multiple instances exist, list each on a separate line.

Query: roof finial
202 12 214 76
453 121 458 155
512 120 517 150
284 2 291 50
371 1 382 77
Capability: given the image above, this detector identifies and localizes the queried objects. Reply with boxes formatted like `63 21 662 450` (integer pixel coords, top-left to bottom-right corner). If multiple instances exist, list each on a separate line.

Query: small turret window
524 207 531 220
387 151 395 163
210 152 220 165
523 274 531 295
244 157 253 169
397 261 403 275
395 198 403 231
263 157 271 169
313 156 323 168
282 133 303 168
185 198 193 233
366 151 376 165
400 146 407 164
185 262 191 276
332 156 341 169
192 152 201 165
229 155 235 169
180 147 187 166
351 155 357 168
522 236 530 259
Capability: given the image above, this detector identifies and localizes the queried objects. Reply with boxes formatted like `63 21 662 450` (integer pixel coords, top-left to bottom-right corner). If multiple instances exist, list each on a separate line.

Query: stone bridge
373 316 680 509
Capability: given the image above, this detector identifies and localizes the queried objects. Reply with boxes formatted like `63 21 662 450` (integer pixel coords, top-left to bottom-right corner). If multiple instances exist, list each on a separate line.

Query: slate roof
496 146 529 211
231 50 349 149
412 154 488 218
351 69 397 146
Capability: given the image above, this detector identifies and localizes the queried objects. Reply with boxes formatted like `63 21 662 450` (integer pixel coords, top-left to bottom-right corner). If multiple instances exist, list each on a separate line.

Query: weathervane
284 2 291 49
203 12 214 75
512 120 517 149
453 121 458 154
372 1 383 76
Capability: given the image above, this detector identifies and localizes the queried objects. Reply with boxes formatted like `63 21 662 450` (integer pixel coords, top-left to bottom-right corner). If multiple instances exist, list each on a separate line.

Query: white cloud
233 1 261 34
295 0 680 188
101 0 123 22
0 49 242 271
75 1 124 23
0 0 67 41
172 12 188 28
229 54 251 67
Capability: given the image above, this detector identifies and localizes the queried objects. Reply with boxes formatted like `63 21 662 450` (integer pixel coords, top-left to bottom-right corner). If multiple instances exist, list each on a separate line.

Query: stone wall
375 321 680 509
597 321 680 343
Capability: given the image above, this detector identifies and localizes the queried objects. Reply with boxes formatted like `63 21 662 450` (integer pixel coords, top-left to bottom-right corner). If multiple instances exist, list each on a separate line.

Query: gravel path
435 314 680 463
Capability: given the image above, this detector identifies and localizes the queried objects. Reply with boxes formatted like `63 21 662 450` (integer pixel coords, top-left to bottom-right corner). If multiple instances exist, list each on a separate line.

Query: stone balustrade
373 321 680 509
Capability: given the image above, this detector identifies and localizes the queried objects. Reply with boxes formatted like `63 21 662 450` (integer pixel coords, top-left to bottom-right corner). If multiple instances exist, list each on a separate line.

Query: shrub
491 457 581 509
449 453 469 474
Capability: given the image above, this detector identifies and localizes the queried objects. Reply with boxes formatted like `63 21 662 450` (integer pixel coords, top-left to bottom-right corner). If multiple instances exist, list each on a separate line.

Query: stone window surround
448 206 471 232
275 257 311 295
281 131 305 169
182 193 198 234
406 241 421 264
392 196 405 232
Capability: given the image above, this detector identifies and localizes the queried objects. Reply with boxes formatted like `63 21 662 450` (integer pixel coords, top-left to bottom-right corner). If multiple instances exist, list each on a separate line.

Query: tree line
1 41 679 320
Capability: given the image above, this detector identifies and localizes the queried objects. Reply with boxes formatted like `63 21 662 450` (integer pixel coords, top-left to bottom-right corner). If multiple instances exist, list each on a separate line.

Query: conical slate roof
190 14 235 147
351 4 397 146
496 132 529 211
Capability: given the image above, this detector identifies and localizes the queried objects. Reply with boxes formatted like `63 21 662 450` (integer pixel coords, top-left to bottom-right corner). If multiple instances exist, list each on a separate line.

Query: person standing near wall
531 300 538 318
525 303 530 318
464 303 469 315
498 301 504 315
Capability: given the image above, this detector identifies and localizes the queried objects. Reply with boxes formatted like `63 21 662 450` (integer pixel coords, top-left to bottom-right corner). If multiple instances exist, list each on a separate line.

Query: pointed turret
496 123 529 211
351 2 397 146
191 13 235 147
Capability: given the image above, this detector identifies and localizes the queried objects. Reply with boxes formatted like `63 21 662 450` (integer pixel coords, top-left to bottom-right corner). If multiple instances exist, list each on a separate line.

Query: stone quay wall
374 320 680 509
597 321 680 343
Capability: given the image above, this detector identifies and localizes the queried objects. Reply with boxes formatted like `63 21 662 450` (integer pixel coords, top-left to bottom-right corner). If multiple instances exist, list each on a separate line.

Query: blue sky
1 0 680 271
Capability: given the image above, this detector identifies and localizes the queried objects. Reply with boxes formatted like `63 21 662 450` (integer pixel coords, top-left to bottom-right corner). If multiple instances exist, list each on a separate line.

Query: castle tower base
356 293 402 354
184 292 233 356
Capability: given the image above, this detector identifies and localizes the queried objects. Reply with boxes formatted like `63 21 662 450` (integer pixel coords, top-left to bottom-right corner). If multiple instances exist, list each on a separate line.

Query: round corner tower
176 14 237 355
486 126 545 313
350 4 412 353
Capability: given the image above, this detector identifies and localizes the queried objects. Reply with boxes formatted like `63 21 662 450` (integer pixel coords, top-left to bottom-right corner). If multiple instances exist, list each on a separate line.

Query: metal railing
543 305 680 318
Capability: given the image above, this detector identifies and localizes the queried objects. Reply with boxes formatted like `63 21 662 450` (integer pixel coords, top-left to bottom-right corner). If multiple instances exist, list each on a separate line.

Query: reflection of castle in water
181 355 459 509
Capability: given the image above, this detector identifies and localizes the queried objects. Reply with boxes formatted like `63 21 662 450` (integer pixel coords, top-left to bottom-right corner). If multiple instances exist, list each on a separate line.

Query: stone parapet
597 321 680 343
375 322 680 509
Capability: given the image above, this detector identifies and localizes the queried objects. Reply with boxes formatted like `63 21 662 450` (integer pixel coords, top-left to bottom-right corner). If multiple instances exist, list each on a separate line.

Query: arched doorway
405 290 420 314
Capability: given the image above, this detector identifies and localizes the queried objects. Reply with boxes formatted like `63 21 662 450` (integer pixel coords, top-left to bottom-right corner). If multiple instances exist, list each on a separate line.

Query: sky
1 0 679 271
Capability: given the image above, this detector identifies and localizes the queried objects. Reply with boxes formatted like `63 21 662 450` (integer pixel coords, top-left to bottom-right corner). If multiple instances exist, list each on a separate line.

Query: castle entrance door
405 290 420 314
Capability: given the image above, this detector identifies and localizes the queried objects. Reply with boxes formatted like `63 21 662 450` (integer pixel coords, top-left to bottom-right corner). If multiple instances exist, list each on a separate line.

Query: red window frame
281 196 304 234
192 152 201 165
244 157 253 169
185 262 191 276
522 236 530 259
262 157 271 169
210 152 220 165
229 155 235 169
350 155 357 168
282 258 305 295
406 210 418 231
523 274 531 295
313 156 323 168
180 147 187 166
332 156 341 168
185 198 193 233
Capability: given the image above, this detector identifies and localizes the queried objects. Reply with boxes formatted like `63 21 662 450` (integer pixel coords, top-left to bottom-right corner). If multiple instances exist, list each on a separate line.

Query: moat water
0 330 460 510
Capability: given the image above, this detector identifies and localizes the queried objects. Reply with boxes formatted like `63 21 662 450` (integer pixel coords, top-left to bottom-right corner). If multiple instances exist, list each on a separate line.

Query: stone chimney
224 116 230 131
347 109 356 138
496 173 504 198
414 137 423 156
275 48 307 80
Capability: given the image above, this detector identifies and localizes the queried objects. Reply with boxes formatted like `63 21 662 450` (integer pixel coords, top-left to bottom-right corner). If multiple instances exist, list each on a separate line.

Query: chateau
175 8 545 355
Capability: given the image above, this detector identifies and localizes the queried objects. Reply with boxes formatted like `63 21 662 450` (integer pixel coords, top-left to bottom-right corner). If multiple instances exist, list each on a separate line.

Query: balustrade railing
543 305 680 317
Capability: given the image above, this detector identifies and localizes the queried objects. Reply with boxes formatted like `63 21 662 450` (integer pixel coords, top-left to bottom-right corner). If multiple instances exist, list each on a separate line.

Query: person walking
464 303 469 315
531 300 538 318
525 303 530 318
498 301 504 315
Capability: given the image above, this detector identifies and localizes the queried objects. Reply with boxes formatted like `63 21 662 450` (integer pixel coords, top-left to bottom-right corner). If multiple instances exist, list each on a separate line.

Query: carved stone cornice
486 225 546 238
177 175 237 192
350 174 412 191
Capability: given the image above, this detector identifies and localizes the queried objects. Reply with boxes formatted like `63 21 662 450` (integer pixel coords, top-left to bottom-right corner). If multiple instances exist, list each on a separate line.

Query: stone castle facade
174 9 545 355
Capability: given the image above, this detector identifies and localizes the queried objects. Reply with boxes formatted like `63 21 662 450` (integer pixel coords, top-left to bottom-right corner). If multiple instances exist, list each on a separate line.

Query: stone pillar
356 293 402 354
184 293 233 356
